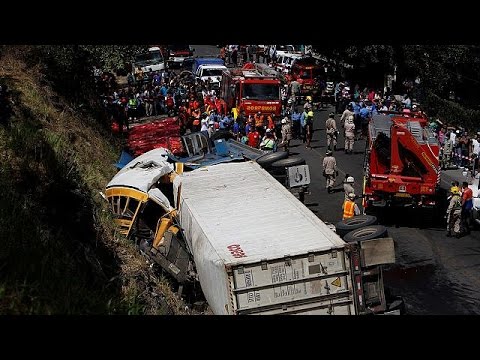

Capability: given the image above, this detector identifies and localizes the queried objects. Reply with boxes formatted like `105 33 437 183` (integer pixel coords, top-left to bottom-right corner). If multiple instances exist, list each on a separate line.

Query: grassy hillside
0 50 185 314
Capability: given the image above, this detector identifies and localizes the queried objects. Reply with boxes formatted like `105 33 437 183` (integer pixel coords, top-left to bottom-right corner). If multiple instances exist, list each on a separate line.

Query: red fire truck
290 56 324 95
220 63 282 118
362 111 440 212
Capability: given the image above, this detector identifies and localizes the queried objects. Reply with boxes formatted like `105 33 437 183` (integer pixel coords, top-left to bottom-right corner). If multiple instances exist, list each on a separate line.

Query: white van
133 47 165 73
274 53 302 74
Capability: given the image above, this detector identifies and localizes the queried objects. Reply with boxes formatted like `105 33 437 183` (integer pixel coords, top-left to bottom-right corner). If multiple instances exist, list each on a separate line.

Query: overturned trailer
172 161 399 315
105 134 402 315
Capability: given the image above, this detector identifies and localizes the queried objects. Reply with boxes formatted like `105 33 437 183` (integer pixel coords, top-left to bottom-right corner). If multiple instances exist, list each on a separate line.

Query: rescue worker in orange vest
343 193 361 220
266 112 276 131
191 108 202 132
254 111 266 136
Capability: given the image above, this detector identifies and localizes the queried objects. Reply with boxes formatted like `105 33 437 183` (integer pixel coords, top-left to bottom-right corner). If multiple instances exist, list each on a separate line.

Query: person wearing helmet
323 150 337 193
340 104 354 129
343 192 360 220
344 112 356 154
446 186 462 237
304 97 313 111
305 110 314 148
305 95 313 111
280 117 292 152
343 175 355 200
259 128 276 151
207 120 216 137
325 112 338 151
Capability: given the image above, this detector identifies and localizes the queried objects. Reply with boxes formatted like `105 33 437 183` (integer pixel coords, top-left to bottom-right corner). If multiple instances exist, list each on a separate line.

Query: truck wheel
343 225 388 243
256 151 289 168
335 215 378 238
210 130 233 141
386 296 406 315
270 156 306 168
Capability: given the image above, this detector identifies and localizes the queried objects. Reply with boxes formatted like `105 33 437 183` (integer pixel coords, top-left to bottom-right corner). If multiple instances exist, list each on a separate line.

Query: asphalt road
194 44 480 315
298 109 480 315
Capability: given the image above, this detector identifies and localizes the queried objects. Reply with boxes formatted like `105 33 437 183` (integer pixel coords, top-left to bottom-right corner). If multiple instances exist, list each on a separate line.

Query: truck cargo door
230 250 356 315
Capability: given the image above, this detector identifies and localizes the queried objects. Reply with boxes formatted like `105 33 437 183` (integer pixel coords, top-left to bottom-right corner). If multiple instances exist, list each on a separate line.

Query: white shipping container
173 161 356 315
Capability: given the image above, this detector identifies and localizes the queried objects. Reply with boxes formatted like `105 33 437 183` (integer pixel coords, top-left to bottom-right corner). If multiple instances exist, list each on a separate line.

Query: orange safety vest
343 200 355 220
254 114 264 127
267 116 275 129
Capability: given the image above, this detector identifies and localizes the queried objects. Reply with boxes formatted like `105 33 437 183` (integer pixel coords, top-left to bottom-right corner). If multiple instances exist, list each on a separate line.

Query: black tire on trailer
270 156 306 168
256 151 289 168
386 296 406 315
343 225 388 243
335 215 378 238
210 130 233 141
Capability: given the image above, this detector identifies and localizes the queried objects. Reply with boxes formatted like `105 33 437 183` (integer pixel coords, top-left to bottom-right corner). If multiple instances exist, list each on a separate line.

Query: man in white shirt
471 133 480 172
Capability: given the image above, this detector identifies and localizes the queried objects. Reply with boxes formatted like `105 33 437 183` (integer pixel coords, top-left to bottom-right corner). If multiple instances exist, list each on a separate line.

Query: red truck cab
363 111 440 212
290 56 324 94
220 64 282 118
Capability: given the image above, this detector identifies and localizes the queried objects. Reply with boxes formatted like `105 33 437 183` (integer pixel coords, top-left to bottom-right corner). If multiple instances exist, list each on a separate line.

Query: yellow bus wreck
105 148 194 283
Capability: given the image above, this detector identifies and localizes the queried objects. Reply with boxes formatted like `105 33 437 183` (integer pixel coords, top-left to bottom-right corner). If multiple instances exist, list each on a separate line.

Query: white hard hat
346 176 355 183
281 119 287 124
348 193 356 200
266 128 272 133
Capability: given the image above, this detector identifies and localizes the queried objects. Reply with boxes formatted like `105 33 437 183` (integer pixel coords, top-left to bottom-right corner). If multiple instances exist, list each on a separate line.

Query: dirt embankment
0 50 189 315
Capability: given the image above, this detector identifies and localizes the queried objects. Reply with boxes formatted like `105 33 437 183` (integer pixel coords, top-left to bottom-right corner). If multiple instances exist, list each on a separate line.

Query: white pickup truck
192 58 228 88
195 64 228 87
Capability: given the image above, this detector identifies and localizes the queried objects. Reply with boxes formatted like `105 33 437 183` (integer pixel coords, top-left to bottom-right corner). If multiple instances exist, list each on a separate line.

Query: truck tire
386 296 406 315
343 225 388 243
335 215 378 238
210 130 233 141
270 156 306 168
256 151 289 168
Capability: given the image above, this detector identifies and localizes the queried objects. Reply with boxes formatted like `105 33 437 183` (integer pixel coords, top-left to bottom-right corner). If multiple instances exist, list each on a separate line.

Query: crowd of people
99 68 230 135
96 51 480 237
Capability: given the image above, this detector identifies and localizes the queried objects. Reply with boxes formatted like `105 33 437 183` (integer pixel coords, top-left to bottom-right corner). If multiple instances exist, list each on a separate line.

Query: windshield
313 67 324 78
243 83 280 101
300 70 311 80
169 44 190 52
296 57 320 66
135 50 164 65
276 45 293 52
202 69 224 77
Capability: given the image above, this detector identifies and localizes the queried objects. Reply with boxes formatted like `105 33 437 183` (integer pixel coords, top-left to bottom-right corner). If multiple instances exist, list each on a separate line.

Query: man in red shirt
248 127 260 148
461 181 473 234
